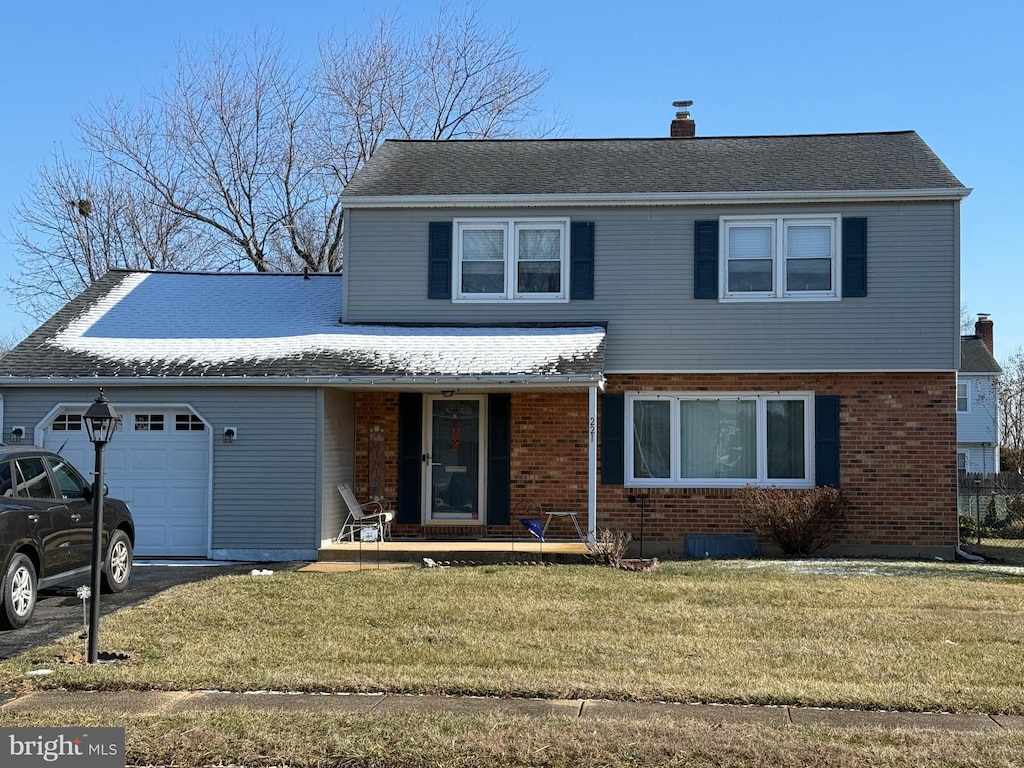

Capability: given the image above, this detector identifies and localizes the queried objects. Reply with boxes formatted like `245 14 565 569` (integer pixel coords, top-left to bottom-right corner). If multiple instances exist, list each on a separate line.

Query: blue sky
1 0 1021 357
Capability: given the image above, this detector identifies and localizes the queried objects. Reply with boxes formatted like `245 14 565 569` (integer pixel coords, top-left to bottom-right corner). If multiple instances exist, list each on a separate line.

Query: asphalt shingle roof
960 337 1002 374
0 272 605 382
342 132 966 198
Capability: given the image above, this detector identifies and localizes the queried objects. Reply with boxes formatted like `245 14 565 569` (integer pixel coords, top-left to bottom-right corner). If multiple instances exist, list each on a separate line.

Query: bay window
627 392 813 487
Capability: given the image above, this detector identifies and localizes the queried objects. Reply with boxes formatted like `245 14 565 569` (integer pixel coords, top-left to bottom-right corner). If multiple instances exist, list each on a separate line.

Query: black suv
0 446 135 629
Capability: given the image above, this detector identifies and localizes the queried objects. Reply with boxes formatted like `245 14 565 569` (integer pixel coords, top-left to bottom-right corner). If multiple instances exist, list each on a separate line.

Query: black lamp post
83 389 119 664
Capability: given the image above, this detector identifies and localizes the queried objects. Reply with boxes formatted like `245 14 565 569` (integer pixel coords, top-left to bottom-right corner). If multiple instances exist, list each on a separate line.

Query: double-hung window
722 215 840 300
956 380 970 413
627 392 813 488
454 218 569 301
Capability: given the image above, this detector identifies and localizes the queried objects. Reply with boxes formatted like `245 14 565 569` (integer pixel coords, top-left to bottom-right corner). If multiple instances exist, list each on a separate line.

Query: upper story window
722 215 840 301
454 218 569 302
626 391 814 488
957 380 970 413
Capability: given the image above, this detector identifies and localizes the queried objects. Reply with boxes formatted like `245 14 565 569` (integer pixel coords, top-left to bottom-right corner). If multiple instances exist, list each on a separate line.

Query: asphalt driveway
0 560 300 660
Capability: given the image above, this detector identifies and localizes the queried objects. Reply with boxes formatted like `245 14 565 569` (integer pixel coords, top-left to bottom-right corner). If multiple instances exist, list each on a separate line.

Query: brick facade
351 372 957 556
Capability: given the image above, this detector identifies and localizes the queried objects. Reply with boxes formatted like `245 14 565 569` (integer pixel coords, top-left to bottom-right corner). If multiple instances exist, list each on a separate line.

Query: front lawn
3 560 1024 714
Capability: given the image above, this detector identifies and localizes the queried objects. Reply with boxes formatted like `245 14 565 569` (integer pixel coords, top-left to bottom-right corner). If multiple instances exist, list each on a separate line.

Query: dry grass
1 708 1023 768
2 560 1024 715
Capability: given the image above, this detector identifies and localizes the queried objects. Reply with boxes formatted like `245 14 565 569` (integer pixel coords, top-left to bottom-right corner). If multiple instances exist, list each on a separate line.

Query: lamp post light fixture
83 389 119 664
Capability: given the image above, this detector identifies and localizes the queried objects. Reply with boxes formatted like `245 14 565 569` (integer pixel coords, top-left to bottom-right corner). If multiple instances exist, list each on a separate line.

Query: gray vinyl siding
321 388 356 542
344 202 959 371
0 386 319 555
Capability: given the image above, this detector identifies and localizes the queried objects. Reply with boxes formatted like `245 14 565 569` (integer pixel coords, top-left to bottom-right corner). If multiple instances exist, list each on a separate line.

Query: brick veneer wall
351 372 957 555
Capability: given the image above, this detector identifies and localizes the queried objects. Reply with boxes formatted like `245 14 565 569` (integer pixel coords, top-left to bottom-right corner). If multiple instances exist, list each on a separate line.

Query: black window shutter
428 222 452 299
814 395 841 487
601 393 625 485
842 218 867 298
487 394 512 525
397 393 423 524
570 221 595 300
694 220 719 299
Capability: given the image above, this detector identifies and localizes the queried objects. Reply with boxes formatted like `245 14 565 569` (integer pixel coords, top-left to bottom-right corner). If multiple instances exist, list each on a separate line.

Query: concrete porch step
317 539 590 565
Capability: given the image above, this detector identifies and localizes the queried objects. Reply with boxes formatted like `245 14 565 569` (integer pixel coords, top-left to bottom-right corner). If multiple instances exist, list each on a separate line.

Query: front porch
317 539 590 565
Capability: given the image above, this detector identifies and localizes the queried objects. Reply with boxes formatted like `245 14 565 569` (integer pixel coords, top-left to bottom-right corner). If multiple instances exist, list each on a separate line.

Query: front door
424 396 485 523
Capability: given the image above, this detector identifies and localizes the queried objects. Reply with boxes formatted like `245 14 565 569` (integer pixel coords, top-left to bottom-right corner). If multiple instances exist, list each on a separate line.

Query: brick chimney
670 100 695 138
975 313 994 354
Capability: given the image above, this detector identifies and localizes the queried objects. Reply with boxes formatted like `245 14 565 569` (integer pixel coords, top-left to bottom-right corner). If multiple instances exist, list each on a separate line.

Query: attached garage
40 405 212 557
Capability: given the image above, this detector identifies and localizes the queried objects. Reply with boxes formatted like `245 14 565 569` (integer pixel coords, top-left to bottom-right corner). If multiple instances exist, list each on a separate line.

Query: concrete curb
2 690 1022 732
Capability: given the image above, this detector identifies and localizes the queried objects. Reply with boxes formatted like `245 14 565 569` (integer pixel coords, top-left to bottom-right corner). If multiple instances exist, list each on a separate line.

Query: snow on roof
20 272 605 381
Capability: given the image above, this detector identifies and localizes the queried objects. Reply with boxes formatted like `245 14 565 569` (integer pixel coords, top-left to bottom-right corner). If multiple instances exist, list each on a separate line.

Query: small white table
542 511 587 542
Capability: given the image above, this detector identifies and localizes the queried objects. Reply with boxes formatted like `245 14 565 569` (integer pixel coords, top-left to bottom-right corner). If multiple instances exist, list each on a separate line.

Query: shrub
737 485 849 557
585 528 632 567
959 512 979 542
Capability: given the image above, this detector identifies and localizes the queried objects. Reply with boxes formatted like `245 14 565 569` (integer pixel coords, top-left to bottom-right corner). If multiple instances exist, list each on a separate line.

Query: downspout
587 385 597 543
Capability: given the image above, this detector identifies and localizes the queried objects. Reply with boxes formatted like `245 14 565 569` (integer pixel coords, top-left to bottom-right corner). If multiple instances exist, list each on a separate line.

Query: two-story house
958 314 1001 474
0 110 969 560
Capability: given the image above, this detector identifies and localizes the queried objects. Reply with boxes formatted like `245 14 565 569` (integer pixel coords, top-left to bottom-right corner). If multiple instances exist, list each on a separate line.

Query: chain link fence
959 472 1024 565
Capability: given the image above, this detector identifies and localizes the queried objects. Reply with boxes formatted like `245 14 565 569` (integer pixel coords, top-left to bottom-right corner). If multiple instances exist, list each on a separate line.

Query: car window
15 457 57 500
0 461 12 497
47 457 88 499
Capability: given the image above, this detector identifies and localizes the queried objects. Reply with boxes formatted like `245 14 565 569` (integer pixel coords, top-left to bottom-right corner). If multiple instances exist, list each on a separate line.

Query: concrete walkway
2 689 1023 732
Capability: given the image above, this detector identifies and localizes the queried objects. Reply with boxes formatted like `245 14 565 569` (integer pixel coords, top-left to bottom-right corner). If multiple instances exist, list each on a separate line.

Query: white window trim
625 391 815 489
957 449 969 472
720 214 841 302
453 217 570 303
956 379 971 413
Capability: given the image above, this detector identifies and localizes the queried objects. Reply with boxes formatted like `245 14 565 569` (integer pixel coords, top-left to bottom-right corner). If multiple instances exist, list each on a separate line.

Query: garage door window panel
175 414 205 431
135 414 165 432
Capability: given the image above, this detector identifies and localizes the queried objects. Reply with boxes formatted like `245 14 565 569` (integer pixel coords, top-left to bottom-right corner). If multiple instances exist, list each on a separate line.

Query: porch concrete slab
298 562 417 573
789 707 999 732
172 691 385 714
0 690 190 716
991 714 1024 730
316 540 589 565
581 699 790 726
375 693 580 719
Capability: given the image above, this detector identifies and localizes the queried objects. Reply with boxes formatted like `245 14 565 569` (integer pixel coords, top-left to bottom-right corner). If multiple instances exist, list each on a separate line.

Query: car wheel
1 553 37 630
102 530 133 594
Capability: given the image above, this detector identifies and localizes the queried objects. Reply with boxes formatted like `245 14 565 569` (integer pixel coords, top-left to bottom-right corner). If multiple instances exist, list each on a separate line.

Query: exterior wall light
223 427 237 443
9 426 25 443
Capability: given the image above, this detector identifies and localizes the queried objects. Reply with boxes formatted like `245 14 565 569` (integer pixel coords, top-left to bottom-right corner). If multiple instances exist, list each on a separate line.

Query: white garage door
43 408 211 557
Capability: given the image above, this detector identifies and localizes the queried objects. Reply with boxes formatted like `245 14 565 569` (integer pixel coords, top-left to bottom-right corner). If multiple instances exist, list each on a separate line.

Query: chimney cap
977 312 991 320
672 100 693 109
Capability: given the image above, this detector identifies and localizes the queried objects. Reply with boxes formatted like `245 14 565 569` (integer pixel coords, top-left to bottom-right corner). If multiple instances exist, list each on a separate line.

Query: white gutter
341 187 972 209
0 374 607 390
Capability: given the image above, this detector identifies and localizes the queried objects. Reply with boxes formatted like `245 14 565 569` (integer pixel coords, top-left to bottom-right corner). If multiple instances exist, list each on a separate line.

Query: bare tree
961 303 974 335
318 5 554 187
999 348 1024 472
78 31 325 274
0 329 24 358
8 6 554 318
9 152 213 320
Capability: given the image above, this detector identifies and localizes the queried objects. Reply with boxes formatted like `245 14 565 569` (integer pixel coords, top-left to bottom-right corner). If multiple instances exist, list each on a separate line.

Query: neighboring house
0 108 970 559
958 314 1001 474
